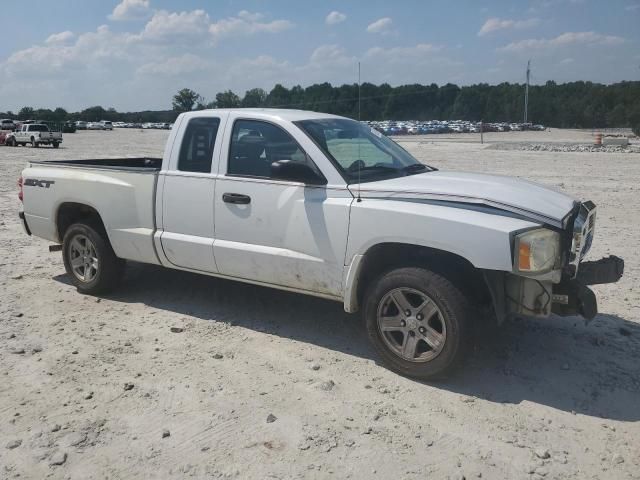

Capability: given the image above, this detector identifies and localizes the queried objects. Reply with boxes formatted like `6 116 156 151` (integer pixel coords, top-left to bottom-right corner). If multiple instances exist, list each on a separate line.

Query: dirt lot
1 129 639 479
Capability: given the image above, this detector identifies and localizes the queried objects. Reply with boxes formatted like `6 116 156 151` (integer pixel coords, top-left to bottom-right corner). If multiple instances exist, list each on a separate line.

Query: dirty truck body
18 109 624 378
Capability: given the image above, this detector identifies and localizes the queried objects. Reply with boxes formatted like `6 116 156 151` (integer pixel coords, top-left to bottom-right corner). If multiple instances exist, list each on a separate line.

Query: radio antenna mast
524 59 530 124
357 61 362 202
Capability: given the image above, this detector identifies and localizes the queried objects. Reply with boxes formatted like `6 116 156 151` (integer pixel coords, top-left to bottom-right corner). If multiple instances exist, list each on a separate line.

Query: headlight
514 229 561 274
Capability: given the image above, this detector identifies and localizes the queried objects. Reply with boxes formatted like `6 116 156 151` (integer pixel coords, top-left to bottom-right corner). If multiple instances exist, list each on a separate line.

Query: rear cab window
177 117 221 173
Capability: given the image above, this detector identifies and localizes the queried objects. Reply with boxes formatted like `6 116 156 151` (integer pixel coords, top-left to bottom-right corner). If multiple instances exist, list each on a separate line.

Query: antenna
524 59 530 124
358 62 361 122
357 61 362 203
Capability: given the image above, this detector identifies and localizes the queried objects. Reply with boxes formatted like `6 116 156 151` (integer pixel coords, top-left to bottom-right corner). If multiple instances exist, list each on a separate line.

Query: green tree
80 106 107 122
215 90 241 108
241 88 267 107
18 107 34 120
172 88 203 112
53 107 69 121
266 84 293 107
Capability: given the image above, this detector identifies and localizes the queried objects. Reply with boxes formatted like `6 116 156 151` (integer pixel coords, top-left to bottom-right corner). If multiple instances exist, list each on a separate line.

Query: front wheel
62 222 125 294
52 142 60 148
31 137 39 148
363 267 471 380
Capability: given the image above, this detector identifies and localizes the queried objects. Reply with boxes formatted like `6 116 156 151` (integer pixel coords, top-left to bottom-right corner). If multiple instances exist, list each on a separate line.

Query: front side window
296 118 435 183
178 117 220 173
228 119 313 178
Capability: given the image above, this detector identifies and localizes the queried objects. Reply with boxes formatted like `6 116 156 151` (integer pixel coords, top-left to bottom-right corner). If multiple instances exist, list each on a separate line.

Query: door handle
222 193 251 205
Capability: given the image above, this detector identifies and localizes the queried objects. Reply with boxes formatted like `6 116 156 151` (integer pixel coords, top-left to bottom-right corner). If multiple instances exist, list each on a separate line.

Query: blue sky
1 0 639 111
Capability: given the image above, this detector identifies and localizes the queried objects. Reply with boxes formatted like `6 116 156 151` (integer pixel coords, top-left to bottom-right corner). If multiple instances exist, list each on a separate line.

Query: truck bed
30 157 162 171
22 158 161 265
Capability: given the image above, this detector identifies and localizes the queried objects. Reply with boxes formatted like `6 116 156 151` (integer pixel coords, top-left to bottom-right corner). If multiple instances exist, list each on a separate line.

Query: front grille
569 201 597 276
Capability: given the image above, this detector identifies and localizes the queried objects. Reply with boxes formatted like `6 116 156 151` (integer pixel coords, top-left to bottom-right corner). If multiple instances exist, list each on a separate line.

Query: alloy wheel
376 287 447 362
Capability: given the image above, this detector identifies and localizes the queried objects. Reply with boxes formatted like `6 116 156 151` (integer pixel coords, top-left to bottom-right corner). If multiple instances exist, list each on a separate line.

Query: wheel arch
56 202 108 243
345 242 496 320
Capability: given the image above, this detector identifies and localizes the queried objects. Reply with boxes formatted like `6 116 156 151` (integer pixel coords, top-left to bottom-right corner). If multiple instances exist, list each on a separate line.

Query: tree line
2 80 640 132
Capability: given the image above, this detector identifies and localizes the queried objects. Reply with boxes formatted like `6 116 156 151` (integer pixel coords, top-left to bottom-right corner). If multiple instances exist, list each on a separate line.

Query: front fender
345 199 539 271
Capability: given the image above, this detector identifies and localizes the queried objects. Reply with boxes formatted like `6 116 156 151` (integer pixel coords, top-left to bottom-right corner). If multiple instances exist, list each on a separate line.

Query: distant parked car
63 121 77 133
100 121 113 130
87 122 104 130
1 119 16 131
75 121 88 130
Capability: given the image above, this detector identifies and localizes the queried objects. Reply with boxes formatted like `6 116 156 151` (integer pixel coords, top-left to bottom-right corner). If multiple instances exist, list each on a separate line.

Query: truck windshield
295 118 435 183
29 125 49 132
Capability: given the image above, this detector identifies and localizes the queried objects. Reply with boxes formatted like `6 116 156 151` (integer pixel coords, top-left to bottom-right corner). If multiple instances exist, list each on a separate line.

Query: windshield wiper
403 163 428 173
349 165 397 175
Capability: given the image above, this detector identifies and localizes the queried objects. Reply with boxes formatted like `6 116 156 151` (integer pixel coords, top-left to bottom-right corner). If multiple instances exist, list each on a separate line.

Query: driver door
213 116 352 296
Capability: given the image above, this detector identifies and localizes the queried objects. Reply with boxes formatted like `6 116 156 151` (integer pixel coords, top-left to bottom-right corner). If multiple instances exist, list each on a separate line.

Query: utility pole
524 59 530 124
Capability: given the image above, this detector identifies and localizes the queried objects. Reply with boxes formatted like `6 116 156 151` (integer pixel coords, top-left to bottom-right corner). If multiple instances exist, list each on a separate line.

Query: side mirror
270 160 327 185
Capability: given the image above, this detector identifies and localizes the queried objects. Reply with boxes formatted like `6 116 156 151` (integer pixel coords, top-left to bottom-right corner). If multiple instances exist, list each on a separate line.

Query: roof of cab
180 108 348 122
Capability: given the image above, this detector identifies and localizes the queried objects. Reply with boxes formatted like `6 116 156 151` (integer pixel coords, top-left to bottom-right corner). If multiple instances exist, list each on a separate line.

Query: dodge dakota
18 109 624 378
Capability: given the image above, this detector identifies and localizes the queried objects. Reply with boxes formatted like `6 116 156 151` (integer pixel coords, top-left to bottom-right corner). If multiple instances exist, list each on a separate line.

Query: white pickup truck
13 123 63 148
18 109 623 378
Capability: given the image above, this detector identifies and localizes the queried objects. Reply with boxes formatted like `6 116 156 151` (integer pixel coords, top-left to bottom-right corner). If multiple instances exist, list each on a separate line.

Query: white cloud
625 4 640 11
45 31 75 44
365 43 443 59
498 31 625 52
209 11 293 39
478 17 540 36
309 45 354 66
326 11 347 25
366 17 392 34
109 0 150 21
137 54 213 76
3 25 131 76
141 9 211 41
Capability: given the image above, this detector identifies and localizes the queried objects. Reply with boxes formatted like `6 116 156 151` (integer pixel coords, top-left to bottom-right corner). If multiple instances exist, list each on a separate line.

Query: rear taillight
18 175 23 202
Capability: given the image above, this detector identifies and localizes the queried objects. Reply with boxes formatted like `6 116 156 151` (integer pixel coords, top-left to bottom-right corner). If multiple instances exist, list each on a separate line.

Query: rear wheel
31 137 38 148
52 142 60 148
364 267 471 380
62 222 125 294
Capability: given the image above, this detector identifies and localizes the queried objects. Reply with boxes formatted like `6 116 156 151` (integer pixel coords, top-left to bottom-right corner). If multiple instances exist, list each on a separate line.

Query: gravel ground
1 129 639 479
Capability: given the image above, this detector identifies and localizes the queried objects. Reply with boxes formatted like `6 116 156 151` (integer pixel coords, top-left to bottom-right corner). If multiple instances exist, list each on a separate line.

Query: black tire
62 222 125 294
53 142 60 149
363 267 470 380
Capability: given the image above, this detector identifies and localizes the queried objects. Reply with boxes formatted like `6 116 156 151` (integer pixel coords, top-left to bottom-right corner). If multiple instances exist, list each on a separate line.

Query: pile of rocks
513 143 640 153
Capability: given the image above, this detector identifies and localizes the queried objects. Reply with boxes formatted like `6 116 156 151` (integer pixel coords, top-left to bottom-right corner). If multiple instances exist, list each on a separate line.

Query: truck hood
350 171 578 227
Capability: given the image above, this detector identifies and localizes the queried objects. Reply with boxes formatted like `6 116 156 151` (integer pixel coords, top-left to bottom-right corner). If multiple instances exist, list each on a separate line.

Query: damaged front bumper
552 255 624 320
485 255 624 324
